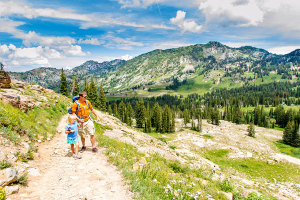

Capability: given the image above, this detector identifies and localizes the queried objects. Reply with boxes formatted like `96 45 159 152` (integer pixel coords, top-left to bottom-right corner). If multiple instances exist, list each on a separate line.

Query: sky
0 0 299 72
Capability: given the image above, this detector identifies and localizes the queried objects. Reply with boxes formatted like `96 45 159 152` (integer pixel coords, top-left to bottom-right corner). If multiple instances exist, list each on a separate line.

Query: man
72 91 99 152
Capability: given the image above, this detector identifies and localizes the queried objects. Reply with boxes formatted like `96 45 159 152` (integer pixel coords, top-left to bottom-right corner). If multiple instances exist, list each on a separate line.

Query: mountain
9 42 299 94
9 59 125 92
101 41 299 93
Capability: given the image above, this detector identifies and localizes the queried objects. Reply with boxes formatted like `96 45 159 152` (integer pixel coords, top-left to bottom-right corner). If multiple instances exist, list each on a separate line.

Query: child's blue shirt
65 122 79 144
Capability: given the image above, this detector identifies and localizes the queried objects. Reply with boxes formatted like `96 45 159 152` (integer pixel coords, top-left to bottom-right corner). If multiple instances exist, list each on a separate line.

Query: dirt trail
11 115 133 200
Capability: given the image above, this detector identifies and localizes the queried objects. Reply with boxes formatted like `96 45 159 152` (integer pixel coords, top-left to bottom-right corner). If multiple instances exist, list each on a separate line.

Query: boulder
0 168 18 187
5 185 19 195
0 70 11 88
0 93 36 112
27 168 41 177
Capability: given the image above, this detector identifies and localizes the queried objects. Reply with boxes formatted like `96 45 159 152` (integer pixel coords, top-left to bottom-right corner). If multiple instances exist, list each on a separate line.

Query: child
65 114 81 159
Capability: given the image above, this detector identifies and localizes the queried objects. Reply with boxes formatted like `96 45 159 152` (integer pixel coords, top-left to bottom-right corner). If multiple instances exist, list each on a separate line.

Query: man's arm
90 107 99 121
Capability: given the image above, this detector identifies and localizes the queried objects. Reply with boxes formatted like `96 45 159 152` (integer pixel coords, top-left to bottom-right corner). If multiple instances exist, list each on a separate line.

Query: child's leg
70 144 75 154
75 142 79 155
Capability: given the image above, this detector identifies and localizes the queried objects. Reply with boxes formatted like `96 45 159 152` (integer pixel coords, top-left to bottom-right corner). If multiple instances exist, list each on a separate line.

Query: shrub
17 173 28 185
0 160 12 170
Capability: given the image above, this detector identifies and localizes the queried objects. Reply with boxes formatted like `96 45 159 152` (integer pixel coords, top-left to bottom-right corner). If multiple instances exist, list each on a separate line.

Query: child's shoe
73 154 82 159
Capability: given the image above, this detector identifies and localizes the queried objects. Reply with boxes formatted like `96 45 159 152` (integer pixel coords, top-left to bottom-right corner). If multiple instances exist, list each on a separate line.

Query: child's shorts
67 137 79 144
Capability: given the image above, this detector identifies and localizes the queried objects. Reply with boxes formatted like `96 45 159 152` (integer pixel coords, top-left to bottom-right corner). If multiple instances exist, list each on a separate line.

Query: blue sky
0 0 299 72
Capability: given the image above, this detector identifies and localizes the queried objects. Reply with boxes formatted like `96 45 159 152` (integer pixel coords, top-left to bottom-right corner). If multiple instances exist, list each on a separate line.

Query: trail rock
221 191 233 200
5 185 19 195
28 168 41 177
0 168 18 187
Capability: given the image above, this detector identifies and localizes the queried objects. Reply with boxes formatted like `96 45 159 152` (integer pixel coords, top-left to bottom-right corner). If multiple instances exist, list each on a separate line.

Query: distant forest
108 81 300 147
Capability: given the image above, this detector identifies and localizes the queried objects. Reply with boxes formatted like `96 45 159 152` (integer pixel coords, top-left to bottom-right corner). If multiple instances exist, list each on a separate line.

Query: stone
28 168 41 176
0 168 18 187
0 93 36 112
0 66 11 88
5 185 19 195
221 191 233 200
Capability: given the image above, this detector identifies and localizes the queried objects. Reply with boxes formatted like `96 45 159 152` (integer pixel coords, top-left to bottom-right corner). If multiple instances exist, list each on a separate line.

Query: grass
202 134 214 139
0 96 68 144
94 122 236 199
275 141 300 159
202 149 300 183
16 172 28 185
0 160 12 170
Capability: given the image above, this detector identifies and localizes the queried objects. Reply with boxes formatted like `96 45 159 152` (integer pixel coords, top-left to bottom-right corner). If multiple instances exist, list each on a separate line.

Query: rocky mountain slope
10 59 125 92
9 42 300 94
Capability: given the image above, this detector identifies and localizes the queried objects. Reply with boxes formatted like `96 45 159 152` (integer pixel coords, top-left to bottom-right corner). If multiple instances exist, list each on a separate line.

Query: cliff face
0 70 11 88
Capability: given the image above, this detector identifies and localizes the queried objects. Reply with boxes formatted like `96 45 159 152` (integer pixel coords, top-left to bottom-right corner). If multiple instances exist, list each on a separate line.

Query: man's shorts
78 119 95 137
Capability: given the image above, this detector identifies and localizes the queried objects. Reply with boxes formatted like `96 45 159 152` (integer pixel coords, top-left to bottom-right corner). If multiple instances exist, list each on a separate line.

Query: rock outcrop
0 63 11 88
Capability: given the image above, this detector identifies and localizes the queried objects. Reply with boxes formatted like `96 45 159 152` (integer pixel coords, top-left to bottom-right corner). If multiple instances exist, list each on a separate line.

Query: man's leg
79 122 87 152
90 135 95 147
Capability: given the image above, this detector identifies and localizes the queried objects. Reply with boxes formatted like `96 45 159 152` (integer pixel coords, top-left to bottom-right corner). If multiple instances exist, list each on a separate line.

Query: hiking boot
80 146 86 153
73 154 82 159
92 147 98 152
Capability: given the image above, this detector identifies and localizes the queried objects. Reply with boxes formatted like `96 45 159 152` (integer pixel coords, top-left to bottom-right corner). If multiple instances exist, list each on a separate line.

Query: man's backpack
68 96 90 119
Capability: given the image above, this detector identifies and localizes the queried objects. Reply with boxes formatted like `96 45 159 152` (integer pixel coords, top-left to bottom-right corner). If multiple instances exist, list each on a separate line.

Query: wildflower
153 179 158 183
171 179 177 184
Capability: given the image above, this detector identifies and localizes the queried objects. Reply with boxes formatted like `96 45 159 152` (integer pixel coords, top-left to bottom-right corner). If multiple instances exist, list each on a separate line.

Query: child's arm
65 127 75 134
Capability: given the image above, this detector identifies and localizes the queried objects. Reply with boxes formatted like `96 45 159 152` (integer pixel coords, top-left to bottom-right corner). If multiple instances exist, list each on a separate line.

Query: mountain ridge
9 41 300 94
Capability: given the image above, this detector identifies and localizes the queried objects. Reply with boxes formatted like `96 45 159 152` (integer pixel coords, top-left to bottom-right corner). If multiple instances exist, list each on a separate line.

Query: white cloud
59 45 86 56
22 31 75 47
170 10 203 33
78 38 103 45
223 41 260 48
198 0 264 27
268 46 300 55
102 34 143 50
0 0 90 21
118 0 165 8
152 41 192 50
0 44 10 55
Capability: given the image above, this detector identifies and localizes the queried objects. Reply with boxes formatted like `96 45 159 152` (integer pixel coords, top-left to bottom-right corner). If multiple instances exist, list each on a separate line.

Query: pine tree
98 84 106 112
292 123 300 147
118 101 126 122
60 68 68 96
152 102 162 132
283 121 294 145
171 111 175 132
73 77 80 96
247 123 255 137
162 104 171 133
84 77 89 95
107 104 112 115
113 103 118 118
197 111 202 132
89 77 98 106
126 102 133 126
135 100 146 128
183 109 190 127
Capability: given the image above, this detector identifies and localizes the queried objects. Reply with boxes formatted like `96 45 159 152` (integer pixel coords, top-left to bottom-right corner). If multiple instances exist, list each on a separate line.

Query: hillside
9 59 125 92
1 80 299 199
9 42 300 96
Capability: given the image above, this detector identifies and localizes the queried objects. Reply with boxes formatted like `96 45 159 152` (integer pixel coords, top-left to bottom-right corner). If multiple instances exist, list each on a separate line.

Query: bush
0 160 12 170
17 173 28 185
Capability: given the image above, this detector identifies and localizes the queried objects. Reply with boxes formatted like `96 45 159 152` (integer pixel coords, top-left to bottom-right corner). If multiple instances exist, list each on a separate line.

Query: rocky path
10 115 133 200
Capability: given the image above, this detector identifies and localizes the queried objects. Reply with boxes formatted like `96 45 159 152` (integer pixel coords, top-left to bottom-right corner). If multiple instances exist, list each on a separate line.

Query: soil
10 115 133 200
